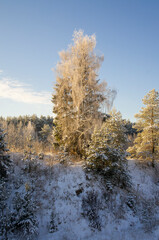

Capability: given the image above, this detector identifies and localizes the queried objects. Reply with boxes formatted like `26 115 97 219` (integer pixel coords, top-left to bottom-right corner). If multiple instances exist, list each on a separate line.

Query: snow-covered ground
3 154 159 239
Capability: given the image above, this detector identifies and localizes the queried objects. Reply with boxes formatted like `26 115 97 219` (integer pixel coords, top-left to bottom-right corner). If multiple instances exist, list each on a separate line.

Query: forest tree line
0 115 54 153
0 114 136 154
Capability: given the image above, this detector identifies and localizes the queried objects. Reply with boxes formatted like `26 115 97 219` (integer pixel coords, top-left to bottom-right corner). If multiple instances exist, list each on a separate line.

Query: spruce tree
102 109 128 155
12 191 38 240
128 89 159 166
52 30 114 155
0 180 11 240
86 109 129 187
0 126 12 239
0 125 11 178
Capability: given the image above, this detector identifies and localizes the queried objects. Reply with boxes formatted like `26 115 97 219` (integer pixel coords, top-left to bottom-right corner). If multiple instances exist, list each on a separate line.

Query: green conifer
128 89 159 166
0 126 11 178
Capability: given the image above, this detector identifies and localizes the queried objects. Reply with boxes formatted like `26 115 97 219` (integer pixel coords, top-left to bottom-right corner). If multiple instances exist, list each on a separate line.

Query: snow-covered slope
38 159 159 240
2 154 159 240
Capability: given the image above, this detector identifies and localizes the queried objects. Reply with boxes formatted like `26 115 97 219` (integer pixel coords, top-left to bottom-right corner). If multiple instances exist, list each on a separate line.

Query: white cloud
0 69 3 74
0 77 52 105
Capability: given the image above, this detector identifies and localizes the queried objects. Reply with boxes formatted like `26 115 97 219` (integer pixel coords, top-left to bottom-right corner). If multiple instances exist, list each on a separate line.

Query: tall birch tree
52 30 113 154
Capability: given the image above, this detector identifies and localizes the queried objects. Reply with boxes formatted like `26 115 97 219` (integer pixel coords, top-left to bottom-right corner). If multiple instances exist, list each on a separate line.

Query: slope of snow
128 159 159 198
4 154 159 240
37 158 159 240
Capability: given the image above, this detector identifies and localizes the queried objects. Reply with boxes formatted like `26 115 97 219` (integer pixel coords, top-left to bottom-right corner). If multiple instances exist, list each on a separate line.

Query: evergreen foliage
22 139 38 174
124 120 137 136
40 124 51 143
49 210 57 233
1 115 53 132
0 207 13 240
128 89 159 166
0 115 54 152
12 191 38 240
86 109 130 188
0 125 11 178
39 124 52 150
0 179 11 239
82 191 101 231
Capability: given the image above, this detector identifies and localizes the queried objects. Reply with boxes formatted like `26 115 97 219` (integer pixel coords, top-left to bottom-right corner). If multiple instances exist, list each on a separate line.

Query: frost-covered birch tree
128 89 159 166
52 30 113 154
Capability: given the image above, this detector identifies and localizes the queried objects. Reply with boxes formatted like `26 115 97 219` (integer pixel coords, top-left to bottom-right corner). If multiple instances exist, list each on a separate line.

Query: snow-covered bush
0 179 12 239
126 193 137 213
48 210 58 233
0 207 13 240
134 197 159 232
0 180 8 212
86 110 131 189
22 158 40 174
22 144 40 174
82 191 101 231
0 126 12 239
58 150 72 165
11 191 39 240
0 126 11 178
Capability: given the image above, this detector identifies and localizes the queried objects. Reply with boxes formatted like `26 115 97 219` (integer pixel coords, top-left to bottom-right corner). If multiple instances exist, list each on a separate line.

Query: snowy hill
1 154 159 240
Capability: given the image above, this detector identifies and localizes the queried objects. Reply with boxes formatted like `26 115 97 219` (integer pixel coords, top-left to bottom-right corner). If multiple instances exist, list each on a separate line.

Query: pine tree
0 179 11 240
86 109 129 188
12 191 38 240
128 89 159 166
0 126 12 239
0 125 11 178
52 30 114 155
39 124 52 151
102 109 128 155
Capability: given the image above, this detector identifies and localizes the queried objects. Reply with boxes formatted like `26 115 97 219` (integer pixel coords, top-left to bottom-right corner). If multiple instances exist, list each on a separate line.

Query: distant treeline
0 115 54 138
0 114 136 153
0 115 54 152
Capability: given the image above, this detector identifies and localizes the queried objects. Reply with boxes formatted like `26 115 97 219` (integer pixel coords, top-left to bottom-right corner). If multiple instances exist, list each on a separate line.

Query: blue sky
0 0 159 121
